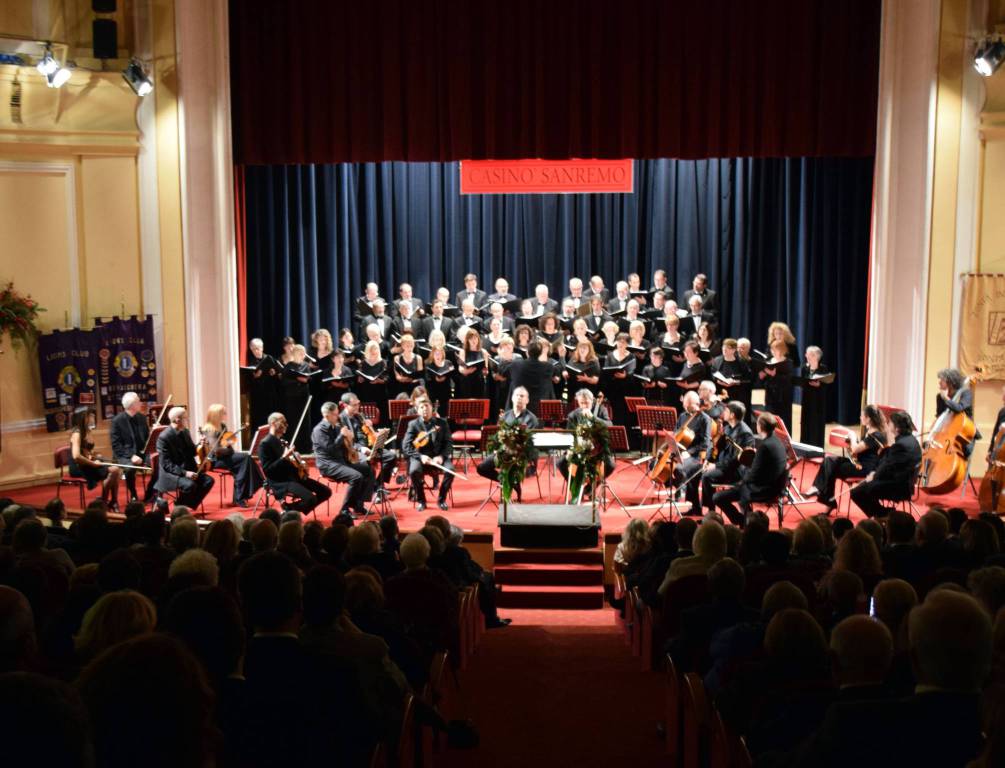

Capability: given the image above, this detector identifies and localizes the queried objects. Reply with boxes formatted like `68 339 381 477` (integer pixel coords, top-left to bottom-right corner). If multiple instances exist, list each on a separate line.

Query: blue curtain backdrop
243 158 872 424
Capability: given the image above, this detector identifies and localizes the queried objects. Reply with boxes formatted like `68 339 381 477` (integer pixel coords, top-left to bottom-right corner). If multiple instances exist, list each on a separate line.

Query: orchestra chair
247 425 308 517
447 398 490 471
54 446 88 508
682 672 712 768
147 452 206 516
753 410 815 526
388 398 412 428
537 399 566 429
369 692 416 768
710 704 751 768
474 425 543 516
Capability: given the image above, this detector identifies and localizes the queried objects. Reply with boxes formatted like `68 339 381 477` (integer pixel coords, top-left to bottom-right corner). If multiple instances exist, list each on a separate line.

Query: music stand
636 432 690 522
633 406 678 493
532 429 574 501
537 400 566 429
596 425 631 515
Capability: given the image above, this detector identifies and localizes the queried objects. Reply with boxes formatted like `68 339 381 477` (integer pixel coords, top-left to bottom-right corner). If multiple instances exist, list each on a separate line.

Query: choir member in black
568 317 593 349
607 281 632 314
627 321 650 366
681 295 713 338
558 299 579 328
200 403 259 507
602 333 637 426
638 346 670 404
696 322 721 358
154 406 215 509
651 269 673 299
394 283 424 318
403 397 455 511
490 338 519 415
338 328 358 366
767 321 799 362
584 275 610 303
246 337 280 432
483 317 508 356
454 327 489 398
323 349 355 398
477 386 539 499
312 400 375 518
258 412 332 515
529 284 559 315
487 277 517 304
673 341 706 396
421 300 455 341
424 332 454 415
69 406 123 509
656 315 687 375
711 339 752 421
548 340 566 400
987 385 1005 466
278 335 296 365
805 405 887 509
537 313 562 344
585 295 609 335
681 273 717 315
456 273 487 309
564 277 587 310
454 298 483 338
701 401 755 513
355 340 390 425
667 391 712 512
850 411 922 518
280 344 313 454
507 340 556 416
391 300 422 340
358 323 391 359
486 303 515 335
360 298 393 340
564 340 602 398
339 393 396 495
111 391 152 502
760 339 794 432
513 324 535 357
714 413 789 526
558 390 617 480
626 272 646 305
392 333 424 399
310 328 336 371
353 282 382 328
798 345 831 447
933 367 977 457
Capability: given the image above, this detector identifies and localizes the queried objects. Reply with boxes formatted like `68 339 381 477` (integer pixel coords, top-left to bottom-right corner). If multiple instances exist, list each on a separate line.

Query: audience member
0 585 37 673
659 519 726 594
74 590 157 665
0 672 93 767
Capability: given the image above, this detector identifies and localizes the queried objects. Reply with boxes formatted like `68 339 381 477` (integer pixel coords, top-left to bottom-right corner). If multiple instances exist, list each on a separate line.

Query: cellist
670 391 712 512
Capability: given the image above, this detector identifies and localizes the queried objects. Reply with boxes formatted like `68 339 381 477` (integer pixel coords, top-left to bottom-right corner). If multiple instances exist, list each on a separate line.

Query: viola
920 370 982 494
412 424 440 449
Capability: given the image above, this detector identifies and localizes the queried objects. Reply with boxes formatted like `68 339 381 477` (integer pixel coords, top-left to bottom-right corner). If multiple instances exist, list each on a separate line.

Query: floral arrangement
0 282 45 352
486 419 535 503
565 415 613 503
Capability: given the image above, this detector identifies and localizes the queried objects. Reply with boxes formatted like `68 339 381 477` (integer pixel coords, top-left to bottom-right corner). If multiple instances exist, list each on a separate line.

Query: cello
648 408 699 484
920 371 981 495
979 422 1005 513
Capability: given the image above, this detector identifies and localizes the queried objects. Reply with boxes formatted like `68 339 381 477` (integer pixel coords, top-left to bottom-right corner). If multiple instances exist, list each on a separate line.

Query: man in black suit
353 282 383 326
453 298 483 338
154 407 215 508
528 283 558 315
667 391 712 512
420 300 455 340
392 282 424 318
258 412 332 515
650 268 675 300
850 411 921 518
360 298 392 340
557 389 617 479
606 280 632 314
312 401 375 518
338 392 396 496
486 277 517 304
506 340 556 415
390 300 421 340
476 386 539 497
680 294 714 337
680 273 717 315
582 275 610 303
701 400 755 512
714 412 788 525
485 302 515 334
403 398 454 512
584 295 610 334
563 277 587 310
111 391 152 502
769 591 989 768
455 273 487 309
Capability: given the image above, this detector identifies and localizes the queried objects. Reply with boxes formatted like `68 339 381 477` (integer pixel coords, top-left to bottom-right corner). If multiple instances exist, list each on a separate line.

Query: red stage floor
3 457 982 536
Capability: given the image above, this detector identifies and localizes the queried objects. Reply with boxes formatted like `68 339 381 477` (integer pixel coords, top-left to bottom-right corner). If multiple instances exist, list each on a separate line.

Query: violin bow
287 395 313 449
142 394 172 455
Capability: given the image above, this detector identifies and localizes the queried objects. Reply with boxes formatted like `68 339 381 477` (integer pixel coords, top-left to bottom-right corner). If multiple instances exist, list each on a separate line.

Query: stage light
974 36 1005 77
122 58 153 97
36 44 72 88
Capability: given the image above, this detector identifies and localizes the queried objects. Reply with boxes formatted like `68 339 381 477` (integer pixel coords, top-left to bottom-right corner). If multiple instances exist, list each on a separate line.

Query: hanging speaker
93 19 118 59
92 0 117 12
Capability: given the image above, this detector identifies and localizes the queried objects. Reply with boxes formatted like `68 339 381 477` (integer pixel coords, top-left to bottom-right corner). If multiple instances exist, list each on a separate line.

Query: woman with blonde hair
766 321 798 361
424 331 453 414
833 527 883 592
355 339 390 424
75 590 157 664
310 328 335 366
614 519 652 573
200 403 258 507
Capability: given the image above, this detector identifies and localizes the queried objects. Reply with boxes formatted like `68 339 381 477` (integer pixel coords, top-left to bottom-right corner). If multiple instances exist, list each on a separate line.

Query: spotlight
122 58 153 97
974 36 1005 77
48 66 72 88
36 44 72 88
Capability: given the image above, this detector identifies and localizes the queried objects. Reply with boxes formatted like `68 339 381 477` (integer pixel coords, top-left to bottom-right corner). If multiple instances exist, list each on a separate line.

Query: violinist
476 386 539 499
850 410 922 519
701 401 755 513
698 380 726 423
311 401 375 519
199 404 258 507
557 390 617 481
154 407 215 509
934 368 977 457
805 405 887 509
713 413 788 526
259 412 331 515
110 391 152 503
403 398 454 512
339 392 396 498
668 391 712 513
69 406 123 510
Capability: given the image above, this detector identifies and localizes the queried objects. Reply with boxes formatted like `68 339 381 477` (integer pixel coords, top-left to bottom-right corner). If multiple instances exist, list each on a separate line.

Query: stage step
497 584 606 610
495 563 605 587
494 547 604 566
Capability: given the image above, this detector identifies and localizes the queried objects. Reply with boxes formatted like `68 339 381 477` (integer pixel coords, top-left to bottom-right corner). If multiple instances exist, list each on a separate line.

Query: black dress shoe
236 499 249 508
416 502 427 512
486 617 512 628
438 501 449 511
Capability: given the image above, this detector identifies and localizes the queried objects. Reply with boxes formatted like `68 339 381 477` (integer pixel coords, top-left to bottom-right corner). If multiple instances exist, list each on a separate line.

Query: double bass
920 371 981 494
980 423 1005 513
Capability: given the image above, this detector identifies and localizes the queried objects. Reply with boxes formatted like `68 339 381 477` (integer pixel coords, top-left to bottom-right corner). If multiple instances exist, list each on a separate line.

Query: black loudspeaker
92 19 117 59
93 0 116 12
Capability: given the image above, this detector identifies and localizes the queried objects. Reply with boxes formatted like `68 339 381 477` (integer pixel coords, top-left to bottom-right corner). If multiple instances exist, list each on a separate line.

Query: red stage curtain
229 0 881 165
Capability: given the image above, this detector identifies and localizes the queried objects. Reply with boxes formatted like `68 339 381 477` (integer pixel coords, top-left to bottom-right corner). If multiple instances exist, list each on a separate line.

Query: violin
920 370 983 494
282 438 309 479
412 424 440 449
343 428 360 464
361 421 378 447
980 423 1005 513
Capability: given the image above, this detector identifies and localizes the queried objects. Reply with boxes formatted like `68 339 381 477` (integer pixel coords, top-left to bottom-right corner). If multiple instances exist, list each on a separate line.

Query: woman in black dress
69 407 122 509
424 331 454 416
760 338 794 432
655 315 687 377
392 333 424 400
280 344 314 453
537 313 562 345
563 339 601 399
338 327 358 367
603 333 637 426
513 325 534 358
798 345 830 447
355 340 390 425
696 322 722 359
806 405 887 509
454 327 489 398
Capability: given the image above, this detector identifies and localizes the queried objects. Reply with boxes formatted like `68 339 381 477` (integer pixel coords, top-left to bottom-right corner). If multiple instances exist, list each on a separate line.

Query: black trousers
701 465 741 512
850 480 905 518
673 455 704 511
212 451 261 503
712 484 750 526
812 455 865 503
321 461 375 514
170 473 215 509
409 458 455 504
271 477 332 515
366 448 397 486
114 454 153 500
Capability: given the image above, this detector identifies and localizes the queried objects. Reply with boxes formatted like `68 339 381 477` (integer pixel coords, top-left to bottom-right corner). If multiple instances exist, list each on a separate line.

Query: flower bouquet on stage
565 416 612 504
486 419 535 504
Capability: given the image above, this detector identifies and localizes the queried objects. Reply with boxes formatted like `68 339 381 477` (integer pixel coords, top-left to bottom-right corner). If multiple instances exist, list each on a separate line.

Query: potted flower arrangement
0 282 45 352
485 419 535 503
565 416 612 504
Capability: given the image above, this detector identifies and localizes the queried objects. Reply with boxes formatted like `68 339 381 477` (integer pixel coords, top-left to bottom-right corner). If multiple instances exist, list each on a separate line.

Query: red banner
460 159 633 194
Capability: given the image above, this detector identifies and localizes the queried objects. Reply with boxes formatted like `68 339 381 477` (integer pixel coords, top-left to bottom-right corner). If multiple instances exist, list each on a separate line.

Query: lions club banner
96 315 158 419
959 274 1005 379
37 328 99 432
